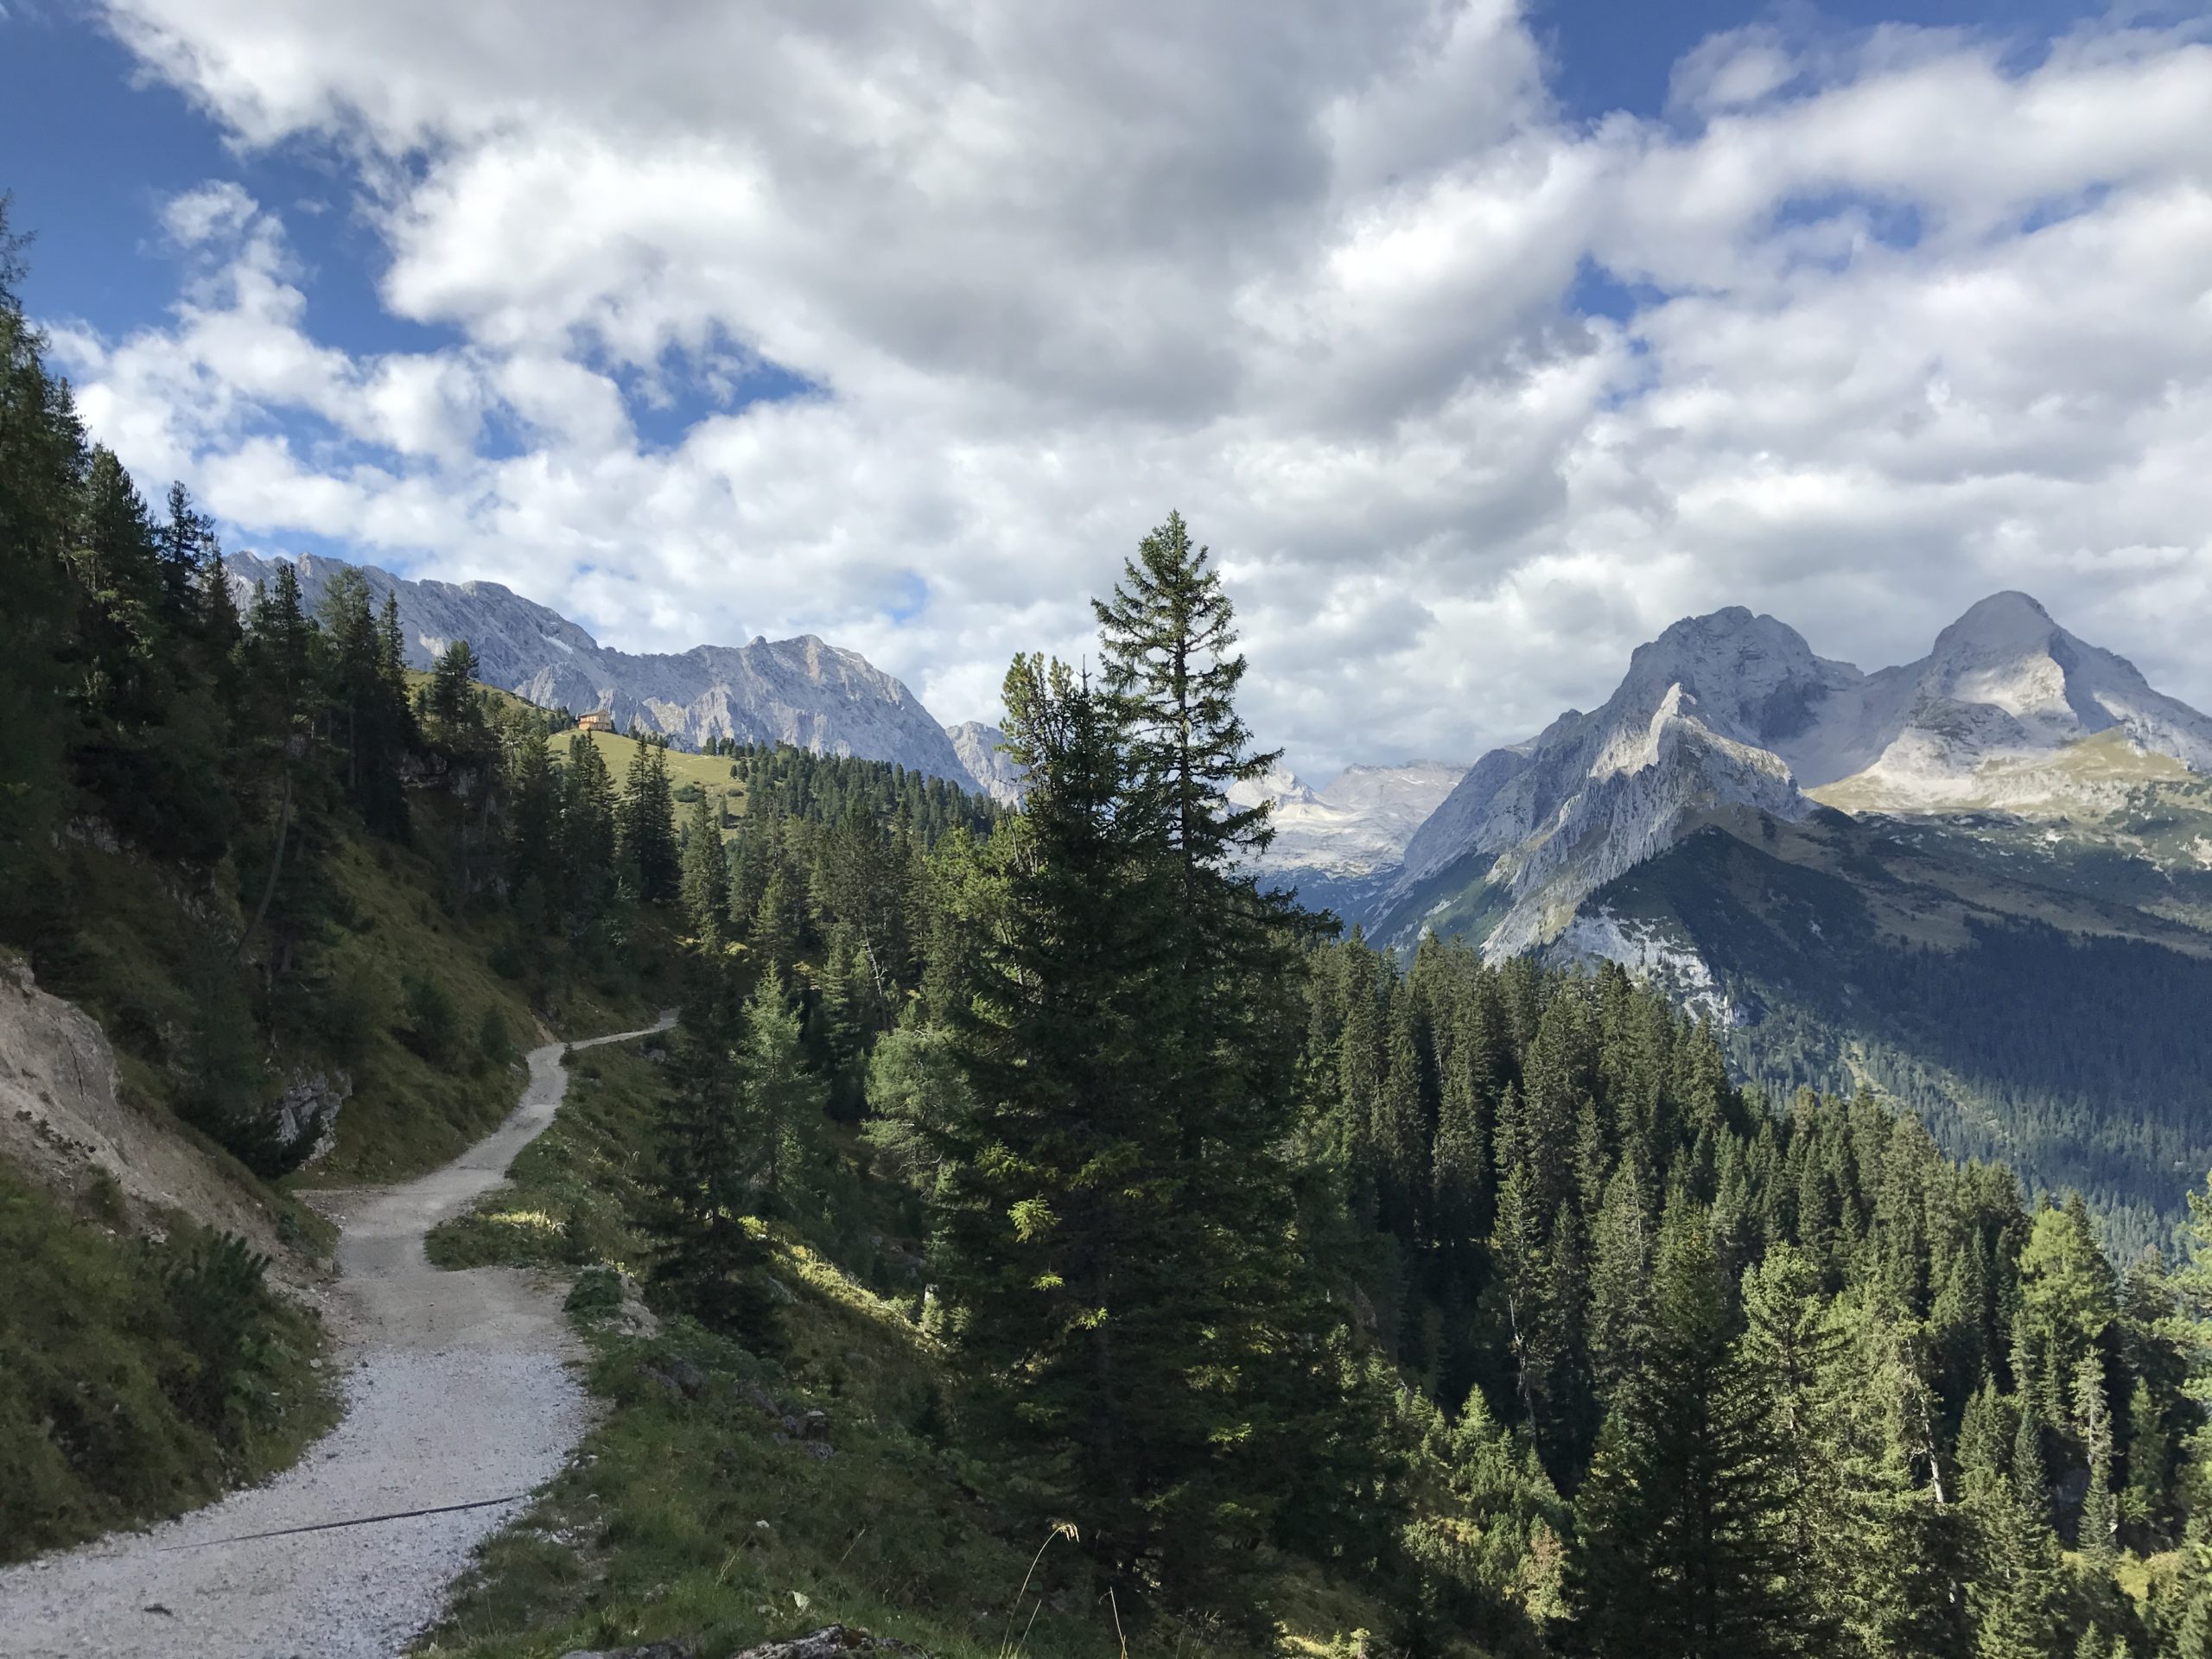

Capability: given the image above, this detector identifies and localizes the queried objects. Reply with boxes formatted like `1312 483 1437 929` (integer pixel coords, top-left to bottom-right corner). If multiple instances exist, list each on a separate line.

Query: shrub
478 1006 515 1072
403 971 461 1065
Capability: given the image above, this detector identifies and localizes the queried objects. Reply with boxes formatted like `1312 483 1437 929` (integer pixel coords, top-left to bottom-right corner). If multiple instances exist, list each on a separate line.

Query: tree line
643 509 2212 1655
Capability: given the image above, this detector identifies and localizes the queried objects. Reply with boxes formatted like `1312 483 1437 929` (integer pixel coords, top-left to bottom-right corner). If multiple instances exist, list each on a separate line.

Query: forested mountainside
423 513 2212 1657
15 202 2212 1657
1361 600 2212 1249
0 218 692 1554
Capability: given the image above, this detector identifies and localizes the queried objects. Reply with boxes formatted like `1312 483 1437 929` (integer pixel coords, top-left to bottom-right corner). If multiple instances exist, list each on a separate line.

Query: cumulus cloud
43 0 2212 777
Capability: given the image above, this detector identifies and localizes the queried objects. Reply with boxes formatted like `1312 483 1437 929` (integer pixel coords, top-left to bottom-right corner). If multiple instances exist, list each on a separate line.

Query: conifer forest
10 188 2212 1659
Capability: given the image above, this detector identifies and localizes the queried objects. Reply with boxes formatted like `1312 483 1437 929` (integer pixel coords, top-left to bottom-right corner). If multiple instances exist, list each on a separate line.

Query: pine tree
2015 1195 2117 1428
151 479 213 628
646 969 773 1337
619 736 681 906
931 655 1192 1591
319 567 409 833
505 714 562 924
2074 1351 2118 1560
1586 1158 1656 1408
1090 509 1275 908
731 970 826 1216
560 729 619 932
678 785 729 947
1967 1405 2064 1659
1570 1198 1796 1659
427 638 480 736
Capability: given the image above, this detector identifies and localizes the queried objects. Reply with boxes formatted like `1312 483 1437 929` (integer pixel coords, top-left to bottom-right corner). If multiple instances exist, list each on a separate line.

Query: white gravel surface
0 1019 671 1659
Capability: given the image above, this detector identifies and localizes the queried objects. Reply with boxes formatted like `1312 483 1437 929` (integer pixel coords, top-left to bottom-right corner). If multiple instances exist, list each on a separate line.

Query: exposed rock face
273 1067 351 1166
0 956 286 1258
1371 592 2212 960
946 720 1025 804
1808 591 2212 808
225 551 983 791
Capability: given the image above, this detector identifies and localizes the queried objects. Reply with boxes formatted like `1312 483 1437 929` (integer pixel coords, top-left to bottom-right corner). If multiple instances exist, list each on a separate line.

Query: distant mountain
1230 761 1467 915
946 721 1025 805
1362 591 2212 1249
1376 593 2212 957
224 551 984 790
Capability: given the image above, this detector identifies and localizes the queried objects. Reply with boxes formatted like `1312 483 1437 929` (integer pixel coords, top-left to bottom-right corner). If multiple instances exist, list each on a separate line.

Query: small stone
726 1626 928 1659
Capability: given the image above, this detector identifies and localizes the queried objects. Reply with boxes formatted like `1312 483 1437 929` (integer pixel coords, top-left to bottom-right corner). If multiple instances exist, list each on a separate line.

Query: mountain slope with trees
422 509 2212 1657
16 186 2212 1656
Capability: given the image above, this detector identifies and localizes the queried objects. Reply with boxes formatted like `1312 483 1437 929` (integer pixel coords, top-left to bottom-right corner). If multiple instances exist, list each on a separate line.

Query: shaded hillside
1584 819 2212 1255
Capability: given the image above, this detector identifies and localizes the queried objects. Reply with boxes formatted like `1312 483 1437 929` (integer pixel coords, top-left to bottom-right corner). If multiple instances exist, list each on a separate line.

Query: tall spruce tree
678 785 731 947
930 654 1192 1592
561 730 619 932
620 736 681 906
1570 1198 1797 1658
648 965 774 1338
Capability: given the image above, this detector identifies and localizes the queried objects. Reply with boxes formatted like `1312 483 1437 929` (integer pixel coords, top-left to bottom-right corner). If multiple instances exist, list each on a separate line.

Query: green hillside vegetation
419 517 2212 1657
553 728 750 833
0 209 683 1550
1590 815 2212 1256
0 1160 335 1561
1385 781 2212 1251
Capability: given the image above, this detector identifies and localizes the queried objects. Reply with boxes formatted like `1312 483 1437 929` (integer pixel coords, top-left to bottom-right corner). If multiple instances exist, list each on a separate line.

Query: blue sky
4 1 2209 773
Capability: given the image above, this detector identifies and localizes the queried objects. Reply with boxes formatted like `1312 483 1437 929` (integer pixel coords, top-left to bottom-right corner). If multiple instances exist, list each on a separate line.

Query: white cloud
46 1 2212 777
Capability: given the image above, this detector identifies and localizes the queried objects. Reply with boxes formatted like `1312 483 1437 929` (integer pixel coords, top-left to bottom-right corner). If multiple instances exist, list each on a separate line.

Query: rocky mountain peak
1929 590 2059 659
1372 588 2212 958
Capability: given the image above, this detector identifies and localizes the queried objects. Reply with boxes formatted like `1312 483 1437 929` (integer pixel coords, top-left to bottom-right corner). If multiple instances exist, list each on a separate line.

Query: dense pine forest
11 195 2212 1655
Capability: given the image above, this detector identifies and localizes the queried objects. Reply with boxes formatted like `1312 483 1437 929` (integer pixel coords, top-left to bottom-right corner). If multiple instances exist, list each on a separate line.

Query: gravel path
0 1017 673 1659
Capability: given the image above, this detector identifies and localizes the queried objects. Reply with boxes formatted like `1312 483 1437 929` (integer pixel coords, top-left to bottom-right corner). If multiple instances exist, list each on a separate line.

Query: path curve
0 1016 673 1659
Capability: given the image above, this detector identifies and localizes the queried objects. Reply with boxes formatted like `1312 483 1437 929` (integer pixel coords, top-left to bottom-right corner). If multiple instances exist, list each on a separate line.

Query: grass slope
0 798 673 1558
0 1160 337 1560
420 1045 1396 1659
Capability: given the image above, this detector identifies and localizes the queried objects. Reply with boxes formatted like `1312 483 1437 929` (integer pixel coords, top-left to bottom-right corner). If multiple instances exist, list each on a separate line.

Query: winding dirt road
0 1017 672 1659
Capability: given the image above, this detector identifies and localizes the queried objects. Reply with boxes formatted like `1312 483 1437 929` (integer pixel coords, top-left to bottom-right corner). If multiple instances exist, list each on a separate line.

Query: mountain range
223 551 983 791
226 547 2212 1241
1371 590 2212 957
1361 589 2212 1250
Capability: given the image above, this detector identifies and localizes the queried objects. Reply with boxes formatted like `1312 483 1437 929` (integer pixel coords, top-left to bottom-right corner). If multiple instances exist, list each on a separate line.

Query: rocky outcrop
273 1067 351 1165
0 956 286 1258
946 721 1024 804
729 1628 929 1659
